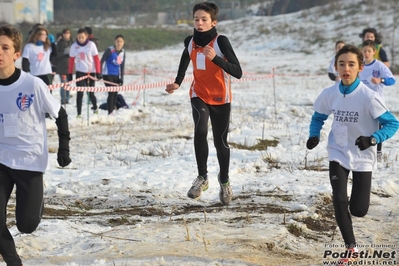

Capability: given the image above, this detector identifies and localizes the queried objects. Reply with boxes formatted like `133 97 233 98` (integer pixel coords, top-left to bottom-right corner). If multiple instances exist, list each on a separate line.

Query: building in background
0 0 53 24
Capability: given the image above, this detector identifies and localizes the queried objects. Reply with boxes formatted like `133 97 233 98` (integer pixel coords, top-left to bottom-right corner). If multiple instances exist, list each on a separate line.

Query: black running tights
0 163 44 266
191 97 231 183
329 161 372 248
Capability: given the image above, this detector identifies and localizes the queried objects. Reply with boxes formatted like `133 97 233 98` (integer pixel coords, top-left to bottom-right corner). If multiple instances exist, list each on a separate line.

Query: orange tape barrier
48 72 275 93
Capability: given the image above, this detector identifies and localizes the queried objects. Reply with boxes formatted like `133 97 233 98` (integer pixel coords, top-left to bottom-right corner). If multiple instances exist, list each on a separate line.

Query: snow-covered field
5 0 399 265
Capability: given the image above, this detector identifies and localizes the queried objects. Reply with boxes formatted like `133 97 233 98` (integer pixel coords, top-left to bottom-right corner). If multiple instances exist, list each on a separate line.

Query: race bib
117 55 122 65
3 113 19 137
333 124 348 147
196 53 206 70
37 52 44 61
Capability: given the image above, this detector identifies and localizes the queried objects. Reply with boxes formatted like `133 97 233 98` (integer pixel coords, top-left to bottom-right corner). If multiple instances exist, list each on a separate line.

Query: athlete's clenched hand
165 83 179 94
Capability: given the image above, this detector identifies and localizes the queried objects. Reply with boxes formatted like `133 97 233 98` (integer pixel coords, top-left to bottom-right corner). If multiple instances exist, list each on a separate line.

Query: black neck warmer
0 68 21 86
193 27 218 47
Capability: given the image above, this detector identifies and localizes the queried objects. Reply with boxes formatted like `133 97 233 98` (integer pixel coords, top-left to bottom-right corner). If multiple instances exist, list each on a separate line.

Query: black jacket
56 38 74 75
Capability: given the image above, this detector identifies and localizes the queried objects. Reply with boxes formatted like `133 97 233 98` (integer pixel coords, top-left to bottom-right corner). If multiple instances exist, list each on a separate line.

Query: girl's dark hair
359 28 382 44
193 2 219 21
62 28 71 34
361 40 376 50
334 44 363 68
115 34 124 40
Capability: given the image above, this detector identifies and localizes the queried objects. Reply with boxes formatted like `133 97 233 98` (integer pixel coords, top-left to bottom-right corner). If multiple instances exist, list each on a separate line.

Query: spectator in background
68 28 102 118
101 34 126 114
22 26 56 87
84 26 99 48
56 28 74 104
22 25 57 118
328 40 345 82
359 28 390 68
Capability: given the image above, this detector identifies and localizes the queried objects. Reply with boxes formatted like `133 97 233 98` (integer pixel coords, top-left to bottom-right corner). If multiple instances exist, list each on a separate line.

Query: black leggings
76 71 97 115
104 75 120 114
0 164 44 266
329 161 372 248
191 97 231 183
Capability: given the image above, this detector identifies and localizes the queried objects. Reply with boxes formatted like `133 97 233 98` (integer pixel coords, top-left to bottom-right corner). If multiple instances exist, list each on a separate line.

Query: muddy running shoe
218 174 233 205
336 247 358 265
187 176 209 199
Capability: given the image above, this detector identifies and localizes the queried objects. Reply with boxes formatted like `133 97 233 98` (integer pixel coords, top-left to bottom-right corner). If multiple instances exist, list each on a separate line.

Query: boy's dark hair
84 27 92 35
361 40 376 50
77 28 88 35
359 27 382 44
115 34 124 40
62 28 71 34
334 44 364 68
335 40 345 48
193 2 219 21
0 25 23 53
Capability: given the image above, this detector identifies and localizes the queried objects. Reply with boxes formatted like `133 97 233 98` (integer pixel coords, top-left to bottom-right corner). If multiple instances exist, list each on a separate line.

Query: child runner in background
0 25 71 266
56 28 74 105
101 34 126 115
306 44 399 264
22 25 57 118
328 40 345 82
165 2 242 205
359 27 390 67
359 40 395 161
68 28 102 118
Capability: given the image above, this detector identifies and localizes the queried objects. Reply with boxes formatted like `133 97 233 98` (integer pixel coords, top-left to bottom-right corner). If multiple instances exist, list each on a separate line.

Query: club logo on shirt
372 70 380 78
16 92 34 111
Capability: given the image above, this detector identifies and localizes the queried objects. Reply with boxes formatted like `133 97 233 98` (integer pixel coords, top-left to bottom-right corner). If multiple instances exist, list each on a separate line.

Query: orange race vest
188 36 231 105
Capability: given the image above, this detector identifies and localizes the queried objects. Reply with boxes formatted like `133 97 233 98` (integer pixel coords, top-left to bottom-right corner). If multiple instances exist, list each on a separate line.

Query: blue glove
48 34 55 44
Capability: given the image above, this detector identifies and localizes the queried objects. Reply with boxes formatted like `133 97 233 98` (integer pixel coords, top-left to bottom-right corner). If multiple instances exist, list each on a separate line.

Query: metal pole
143 66 146 107
273 68 277 118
